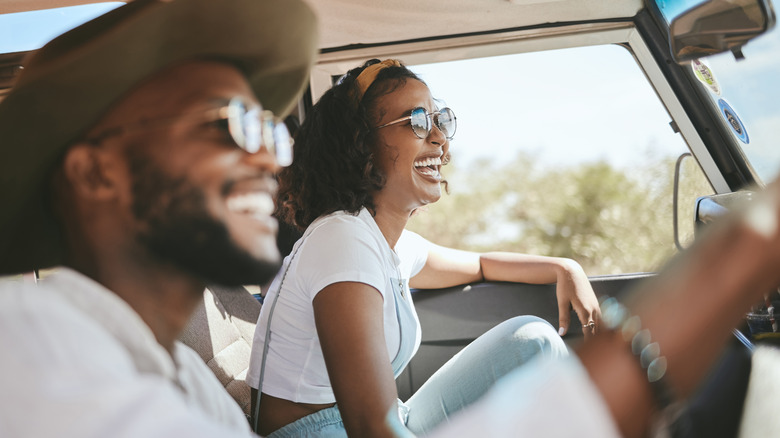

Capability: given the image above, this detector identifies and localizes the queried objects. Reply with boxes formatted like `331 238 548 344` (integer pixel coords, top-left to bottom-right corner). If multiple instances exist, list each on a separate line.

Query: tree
406 151 713 275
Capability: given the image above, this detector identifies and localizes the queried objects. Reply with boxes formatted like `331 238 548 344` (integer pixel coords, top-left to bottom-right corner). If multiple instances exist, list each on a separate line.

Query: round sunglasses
85 96 293 167
376 107 457 140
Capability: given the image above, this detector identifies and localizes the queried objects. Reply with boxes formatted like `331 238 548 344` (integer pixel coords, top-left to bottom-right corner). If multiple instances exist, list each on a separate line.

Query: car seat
179 285 261 419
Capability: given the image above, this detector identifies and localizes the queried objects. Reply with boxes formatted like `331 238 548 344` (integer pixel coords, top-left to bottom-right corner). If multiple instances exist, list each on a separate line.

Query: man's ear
61 143 121 200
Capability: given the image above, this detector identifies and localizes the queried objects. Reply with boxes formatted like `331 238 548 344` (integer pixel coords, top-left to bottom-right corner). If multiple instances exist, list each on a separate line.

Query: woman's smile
413 155 443 181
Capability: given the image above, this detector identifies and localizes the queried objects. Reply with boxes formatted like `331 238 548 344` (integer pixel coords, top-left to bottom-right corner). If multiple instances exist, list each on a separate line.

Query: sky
694 28 780 183
410 29 779 181
0 3 122 53
412 45 691 171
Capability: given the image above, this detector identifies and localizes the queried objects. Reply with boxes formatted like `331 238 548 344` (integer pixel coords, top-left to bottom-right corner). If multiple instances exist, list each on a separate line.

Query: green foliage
406 152 713 275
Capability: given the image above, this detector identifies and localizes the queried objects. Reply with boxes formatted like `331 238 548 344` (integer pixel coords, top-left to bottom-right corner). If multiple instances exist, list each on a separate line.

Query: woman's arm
410 243 600 335
313 281 400 438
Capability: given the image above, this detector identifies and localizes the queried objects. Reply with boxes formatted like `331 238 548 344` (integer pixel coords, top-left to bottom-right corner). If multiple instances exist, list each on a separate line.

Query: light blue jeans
266 404 346 438
404 315 568 434
266 315 568 437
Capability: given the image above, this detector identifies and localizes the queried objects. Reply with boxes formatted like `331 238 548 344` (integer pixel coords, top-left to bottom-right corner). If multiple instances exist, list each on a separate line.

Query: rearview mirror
670 0 776 62
694 190 755 233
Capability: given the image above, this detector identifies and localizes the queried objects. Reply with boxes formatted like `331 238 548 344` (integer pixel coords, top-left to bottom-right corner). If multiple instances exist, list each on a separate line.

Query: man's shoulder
0 272 118 338
0 279 112 339
0 278 73 319
0 278 138 379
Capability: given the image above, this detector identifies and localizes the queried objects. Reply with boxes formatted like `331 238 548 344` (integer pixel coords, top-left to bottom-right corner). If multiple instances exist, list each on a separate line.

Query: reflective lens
380 107 457 140
228 102 261 153
225 97 293 166
409 107 431 139
85 96 294 167
435 107 457 140
272 122 294 166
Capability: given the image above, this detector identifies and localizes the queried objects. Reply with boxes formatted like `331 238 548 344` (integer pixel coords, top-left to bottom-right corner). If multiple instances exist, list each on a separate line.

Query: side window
406 44 713 275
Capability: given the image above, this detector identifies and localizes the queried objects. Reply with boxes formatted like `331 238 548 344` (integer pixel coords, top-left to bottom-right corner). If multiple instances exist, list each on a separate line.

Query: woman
247 59 600 437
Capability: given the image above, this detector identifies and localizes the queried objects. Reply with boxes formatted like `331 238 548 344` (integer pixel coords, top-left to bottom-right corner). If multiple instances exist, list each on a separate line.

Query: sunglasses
85 97 293 167
376 107 457 140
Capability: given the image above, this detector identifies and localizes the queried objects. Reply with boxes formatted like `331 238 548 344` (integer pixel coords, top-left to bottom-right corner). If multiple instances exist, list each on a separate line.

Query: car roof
0 0 644 50
0 0 646 102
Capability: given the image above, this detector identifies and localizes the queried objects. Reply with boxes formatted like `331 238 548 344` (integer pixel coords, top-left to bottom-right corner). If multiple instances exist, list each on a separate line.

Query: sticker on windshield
718 99 749 144
691 59 720 95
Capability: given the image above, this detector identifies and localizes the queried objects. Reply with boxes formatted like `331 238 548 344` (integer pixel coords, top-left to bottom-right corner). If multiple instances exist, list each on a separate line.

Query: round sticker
718 99 749 144
691 59 721 95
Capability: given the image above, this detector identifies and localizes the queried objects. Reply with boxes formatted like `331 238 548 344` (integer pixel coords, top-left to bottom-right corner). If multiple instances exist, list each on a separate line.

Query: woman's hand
553 258 601 337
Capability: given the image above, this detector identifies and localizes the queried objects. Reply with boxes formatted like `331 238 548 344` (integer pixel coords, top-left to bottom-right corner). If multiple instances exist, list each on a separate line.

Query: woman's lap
404 315 568 434
265 404 347 438
263 316 567 437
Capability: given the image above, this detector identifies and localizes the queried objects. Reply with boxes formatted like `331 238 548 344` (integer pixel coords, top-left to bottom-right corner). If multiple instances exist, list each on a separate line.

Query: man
0 0 317 436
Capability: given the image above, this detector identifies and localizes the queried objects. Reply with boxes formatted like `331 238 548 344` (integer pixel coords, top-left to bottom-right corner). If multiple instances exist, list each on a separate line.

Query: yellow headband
353 59 402 102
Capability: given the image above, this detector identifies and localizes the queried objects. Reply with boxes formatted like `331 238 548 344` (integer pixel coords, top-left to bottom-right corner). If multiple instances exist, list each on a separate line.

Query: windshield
655 0 780 184
687 26 780 184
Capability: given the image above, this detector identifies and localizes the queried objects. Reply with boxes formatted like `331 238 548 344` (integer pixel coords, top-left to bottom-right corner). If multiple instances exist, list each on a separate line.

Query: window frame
310 20 730 193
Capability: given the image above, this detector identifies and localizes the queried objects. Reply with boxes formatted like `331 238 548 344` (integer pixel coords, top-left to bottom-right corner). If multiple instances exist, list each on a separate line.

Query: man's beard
127 151 281 287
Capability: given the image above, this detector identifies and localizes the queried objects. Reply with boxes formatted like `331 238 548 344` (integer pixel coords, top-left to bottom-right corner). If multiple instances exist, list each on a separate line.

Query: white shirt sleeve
424 356 621 438
295 215 388 301
396 229 431 278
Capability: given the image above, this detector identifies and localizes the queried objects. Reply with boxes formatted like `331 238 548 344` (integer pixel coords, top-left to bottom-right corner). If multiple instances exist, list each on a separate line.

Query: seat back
180 285 260 417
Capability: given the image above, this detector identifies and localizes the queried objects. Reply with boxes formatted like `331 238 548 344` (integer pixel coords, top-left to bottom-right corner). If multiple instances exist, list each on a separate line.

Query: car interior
1 0 778 435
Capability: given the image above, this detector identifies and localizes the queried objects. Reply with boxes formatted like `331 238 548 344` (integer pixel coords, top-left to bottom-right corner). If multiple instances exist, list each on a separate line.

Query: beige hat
0 0 319 274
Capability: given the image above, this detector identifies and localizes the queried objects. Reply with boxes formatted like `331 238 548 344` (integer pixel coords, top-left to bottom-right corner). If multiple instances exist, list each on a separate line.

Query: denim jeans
266 315 567 437
266 404 347 438
404 315 568 434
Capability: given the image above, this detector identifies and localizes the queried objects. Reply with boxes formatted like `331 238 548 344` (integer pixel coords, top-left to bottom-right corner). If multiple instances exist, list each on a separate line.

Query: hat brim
0 0 318 275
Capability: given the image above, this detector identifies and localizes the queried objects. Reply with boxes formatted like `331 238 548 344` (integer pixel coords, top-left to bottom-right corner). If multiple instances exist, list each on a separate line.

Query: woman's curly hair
276 59 424 230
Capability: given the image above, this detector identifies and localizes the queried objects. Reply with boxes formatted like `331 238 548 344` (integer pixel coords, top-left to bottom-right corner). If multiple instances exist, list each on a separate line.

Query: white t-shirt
247 209 428 403
0 268 252 438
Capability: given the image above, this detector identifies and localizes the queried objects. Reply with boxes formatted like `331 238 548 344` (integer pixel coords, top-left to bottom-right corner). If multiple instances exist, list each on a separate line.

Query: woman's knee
491 315 568 359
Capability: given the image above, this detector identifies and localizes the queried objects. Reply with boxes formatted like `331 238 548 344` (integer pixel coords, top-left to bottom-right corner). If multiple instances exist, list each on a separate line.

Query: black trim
633 9 756 191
